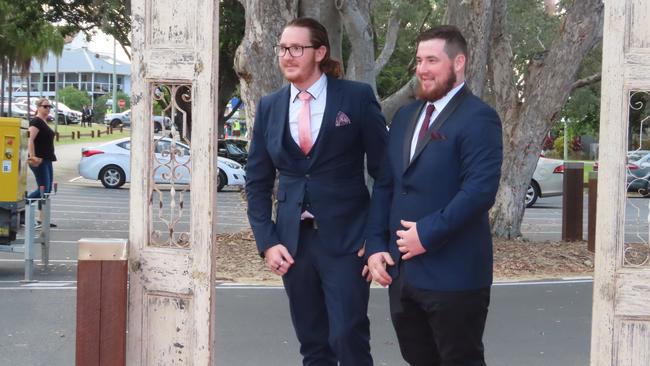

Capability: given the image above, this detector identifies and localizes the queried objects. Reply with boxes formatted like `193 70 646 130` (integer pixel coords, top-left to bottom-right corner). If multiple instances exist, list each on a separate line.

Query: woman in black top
27 98 57 198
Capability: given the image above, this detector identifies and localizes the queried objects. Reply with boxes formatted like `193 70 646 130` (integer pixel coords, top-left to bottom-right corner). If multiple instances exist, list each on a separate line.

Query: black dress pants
389 270 490 366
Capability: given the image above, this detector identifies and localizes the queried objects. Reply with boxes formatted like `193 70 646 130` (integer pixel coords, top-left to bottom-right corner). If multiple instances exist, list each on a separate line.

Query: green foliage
373 0 446 98
57 86 91 111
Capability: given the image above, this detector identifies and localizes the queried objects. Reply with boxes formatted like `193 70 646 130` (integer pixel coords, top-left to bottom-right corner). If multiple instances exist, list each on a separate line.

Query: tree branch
373 9 401 77
570 73 601 91
380 76 418 122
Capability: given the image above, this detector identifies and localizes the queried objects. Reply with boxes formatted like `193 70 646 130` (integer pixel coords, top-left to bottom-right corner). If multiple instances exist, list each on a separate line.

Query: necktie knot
298 91 312 102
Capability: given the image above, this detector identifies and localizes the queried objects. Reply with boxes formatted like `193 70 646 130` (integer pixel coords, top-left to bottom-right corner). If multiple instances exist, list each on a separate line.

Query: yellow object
0 118 27 202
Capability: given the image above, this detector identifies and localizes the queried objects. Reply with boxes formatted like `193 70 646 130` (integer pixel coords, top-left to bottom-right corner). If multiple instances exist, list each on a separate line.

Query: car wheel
639 184 650 197
154 121 162 133
525 182 540 208
99 165 126 188
110 119 121 128
217 169 226 192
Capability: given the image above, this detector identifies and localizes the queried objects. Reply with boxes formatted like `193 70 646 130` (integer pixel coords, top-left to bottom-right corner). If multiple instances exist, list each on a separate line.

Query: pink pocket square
335 111 352 127
430 131 447 140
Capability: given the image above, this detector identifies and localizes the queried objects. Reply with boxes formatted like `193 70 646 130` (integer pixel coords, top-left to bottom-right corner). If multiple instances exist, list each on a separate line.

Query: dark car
218 139 248 166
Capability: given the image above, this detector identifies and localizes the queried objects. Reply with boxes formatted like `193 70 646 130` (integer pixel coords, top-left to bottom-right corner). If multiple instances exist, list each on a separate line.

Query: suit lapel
308 76 341 166
402 101 426 173
406 86 470 171
269 86 291 155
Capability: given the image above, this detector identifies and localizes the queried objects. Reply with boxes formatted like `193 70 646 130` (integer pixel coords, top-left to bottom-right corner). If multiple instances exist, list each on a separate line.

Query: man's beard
415 66 457 102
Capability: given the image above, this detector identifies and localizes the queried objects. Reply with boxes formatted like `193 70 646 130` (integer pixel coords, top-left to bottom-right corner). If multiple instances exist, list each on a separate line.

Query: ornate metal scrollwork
150 83 193 248
624 90 650 267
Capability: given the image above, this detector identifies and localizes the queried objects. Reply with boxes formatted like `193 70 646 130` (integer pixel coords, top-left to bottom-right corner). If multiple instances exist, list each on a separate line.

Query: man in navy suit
245 17 387 366
365 25 503 366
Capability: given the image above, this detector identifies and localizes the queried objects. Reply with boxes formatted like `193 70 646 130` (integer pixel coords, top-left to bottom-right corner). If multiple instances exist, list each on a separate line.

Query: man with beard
245 17 387 366
364 25 503 366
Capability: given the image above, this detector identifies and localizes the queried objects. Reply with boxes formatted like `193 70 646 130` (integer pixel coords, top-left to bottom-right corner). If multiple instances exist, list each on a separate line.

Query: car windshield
226 143 245 155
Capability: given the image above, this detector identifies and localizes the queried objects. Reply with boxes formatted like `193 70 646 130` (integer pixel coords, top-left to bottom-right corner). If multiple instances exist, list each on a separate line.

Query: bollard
55 132 59 141
77 131 81 139
97 130 102 137
562 162 584 241
76 238 128 366
91 130 94 138
71 132 75 140
587 171 597 252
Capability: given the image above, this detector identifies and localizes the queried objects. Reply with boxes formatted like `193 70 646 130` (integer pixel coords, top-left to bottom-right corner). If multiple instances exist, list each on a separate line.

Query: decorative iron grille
150 83 192 248
624 90 650 267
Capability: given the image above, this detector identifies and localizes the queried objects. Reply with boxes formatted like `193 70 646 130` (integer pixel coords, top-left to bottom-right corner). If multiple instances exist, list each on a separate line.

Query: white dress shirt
289 73 328 147
410 82 465 160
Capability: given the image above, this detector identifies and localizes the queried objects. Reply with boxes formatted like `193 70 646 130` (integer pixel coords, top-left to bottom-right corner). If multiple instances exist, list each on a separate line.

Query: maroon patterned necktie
417 103 436 143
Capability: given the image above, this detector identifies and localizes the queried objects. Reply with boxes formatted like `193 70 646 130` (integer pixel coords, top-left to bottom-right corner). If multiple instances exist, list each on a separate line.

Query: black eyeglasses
274 45 317 57
40 105 52 109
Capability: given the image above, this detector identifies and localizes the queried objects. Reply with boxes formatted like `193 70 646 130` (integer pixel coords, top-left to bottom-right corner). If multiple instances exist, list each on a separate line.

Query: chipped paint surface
127 0 218 365
591 2 650 366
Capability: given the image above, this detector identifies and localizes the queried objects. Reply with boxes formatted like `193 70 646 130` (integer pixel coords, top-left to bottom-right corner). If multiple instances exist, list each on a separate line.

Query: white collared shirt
289 73 328 147
410 82 465 160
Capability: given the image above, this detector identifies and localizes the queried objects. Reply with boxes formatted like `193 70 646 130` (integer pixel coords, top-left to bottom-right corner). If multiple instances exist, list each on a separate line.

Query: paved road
0 280 593 366
524 195 650 242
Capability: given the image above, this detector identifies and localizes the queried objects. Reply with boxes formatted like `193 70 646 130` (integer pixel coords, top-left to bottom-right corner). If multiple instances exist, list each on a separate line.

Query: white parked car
79 137 246 191
104 109 172 132
526 156 565 208
52 101 83 124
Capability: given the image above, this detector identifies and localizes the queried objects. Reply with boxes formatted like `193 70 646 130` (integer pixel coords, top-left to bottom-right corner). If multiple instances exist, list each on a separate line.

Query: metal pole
23 201 36 282
564 119 569 161
112 38 117 113
41 194 51 266
54 56 59 134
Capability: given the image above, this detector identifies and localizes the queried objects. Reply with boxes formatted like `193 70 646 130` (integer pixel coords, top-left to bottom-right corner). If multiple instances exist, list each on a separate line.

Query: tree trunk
301 0 343 65
234 0 298 133
444 0 494 99
337 0 376 90
488 0 604 238
8 60 13 117
1 58 5 117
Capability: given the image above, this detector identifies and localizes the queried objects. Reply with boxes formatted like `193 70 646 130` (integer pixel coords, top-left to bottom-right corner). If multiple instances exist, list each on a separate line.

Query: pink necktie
298 91 313 155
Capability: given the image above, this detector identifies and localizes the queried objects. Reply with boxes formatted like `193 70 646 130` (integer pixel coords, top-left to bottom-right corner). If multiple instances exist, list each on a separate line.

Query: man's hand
396 220 427 260
264 244 295 276
367 252 395 287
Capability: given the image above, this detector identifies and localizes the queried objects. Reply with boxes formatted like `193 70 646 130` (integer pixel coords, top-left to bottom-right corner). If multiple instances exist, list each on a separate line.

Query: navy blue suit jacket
246 76 388 257
366 86 503 291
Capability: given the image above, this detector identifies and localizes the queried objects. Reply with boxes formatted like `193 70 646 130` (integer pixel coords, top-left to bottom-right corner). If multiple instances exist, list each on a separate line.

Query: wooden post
76 238 128 366
562 162 584 241
77 131 81 139
587 171 597 252
55 132 59 141
91 130 94 138
97 130 101 137
71 132 75 140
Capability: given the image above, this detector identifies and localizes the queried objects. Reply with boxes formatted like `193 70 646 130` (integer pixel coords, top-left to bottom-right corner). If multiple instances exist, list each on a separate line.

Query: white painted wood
591 1 650 365
128 0 219 365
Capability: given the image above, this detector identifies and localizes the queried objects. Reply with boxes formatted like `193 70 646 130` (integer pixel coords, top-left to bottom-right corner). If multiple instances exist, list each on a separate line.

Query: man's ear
315 45 327 63
454 53 466 73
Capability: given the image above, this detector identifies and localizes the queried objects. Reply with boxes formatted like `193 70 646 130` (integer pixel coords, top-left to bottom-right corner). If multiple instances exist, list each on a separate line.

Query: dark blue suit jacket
246 76 388 256
366 86 503 291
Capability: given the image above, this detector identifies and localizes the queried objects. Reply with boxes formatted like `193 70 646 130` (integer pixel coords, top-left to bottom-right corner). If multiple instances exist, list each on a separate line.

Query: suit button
306 156 311 160
402 191 408 195
306 203 311 208
305 174 310 179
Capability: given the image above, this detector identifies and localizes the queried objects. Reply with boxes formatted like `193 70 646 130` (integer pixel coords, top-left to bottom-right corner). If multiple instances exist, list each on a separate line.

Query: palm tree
0 1 64 117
